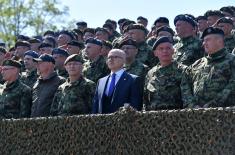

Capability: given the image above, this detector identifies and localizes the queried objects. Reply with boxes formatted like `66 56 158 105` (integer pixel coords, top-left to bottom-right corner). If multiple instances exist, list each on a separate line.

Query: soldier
196 16 209 37
83 28 95 42
21 51 39 88
83 38 109 83
51 54 95 116
215 17 235 52
38 42 53 55
76 21 87 32
173 14 204 66
101 40 112 58
105 19 121 39
31 54 65 117
57 30 74 48
119 39 148 78
204 10 224 26
0 47 7 84
144 37 186 110
137 16 148 28
127 24 157 67
95 27 110 41
66 40 84 55
181 27 235 108
0 59 31 118
52 48 69 78
14 41 31 68
28 38 41 53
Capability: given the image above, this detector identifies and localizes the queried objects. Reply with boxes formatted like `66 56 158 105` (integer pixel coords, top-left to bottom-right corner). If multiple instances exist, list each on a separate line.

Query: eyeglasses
107 55 123 60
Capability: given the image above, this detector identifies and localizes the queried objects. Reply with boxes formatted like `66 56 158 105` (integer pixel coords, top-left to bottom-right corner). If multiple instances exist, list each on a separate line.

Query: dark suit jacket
92 71 143 114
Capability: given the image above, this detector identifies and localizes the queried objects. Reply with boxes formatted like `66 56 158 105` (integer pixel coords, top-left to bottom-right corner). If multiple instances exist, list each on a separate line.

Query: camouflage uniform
57 69 69 78
173 36 204 66
112 36 125 48
0 79 32 118
181 48 235 108
51 77 95 116
124 60 148 78
83 56 109 83
224 35 235 53
20 69 38 88
146 36 157 47
137 42 158 68
144 62 186 110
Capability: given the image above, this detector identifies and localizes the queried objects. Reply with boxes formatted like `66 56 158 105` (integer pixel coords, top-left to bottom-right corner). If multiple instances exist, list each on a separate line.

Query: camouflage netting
0 106 234 155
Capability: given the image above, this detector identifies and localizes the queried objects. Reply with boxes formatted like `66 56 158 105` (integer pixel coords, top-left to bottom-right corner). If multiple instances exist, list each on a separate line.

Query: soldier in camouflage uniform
127 24 158 68
144 37 186 110
21 50 39 88
83 38 109 83
0 59 32 118
173 14 204 66
0 47 7 84
52 48 69 78
119 39 148 78
181 27 235 108
216 17 235 52
51 54 95 116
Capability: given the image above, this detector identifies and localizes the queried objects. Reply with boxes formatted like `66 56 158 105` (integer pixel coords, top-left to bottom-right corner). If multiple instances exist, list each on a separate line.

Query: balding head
106 49 126 72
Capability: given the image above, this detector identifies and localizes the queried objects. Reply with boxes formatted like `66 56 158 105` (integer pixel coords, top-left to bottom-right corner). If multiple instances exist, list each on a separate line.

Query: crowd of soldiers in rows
0 6 235 118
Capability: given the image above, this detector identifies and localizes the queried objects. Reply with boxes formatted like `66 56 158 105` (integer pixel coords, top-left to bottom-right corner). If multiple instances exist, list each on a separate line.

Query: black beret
17 35 30 41
121 20 136 31
2 59 21 68
85 38 102 46
119 39 137 48
0 47 6 54
43 30 55 37
73 29 83 36
38 42 53 49
43 37 56 48
216 17 233 25
156 26 174 36
154 17 169 25
15 41 31 48
103 23 114 30
67 40 84 49
95 27 109 34
64 54 84 65
52 48 69 57
126 24 148 34
201 26 224 39
204 10 224 18
220 7 234 16
174 14 197 27
24 50 39 58
102 40 112 49
33 54 55 64
105 19 117 26
152 36 173 51
196 16 207 21
59 30 75 40
118 18 128 25
84 28 95 35
137 16 148 22
28 38 41 44
76 21 87 27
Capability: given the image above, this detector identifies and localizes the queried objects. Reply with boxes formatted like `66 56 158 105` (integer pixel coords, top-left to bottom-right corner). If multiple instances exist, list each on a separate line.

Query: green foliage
0 0 68 47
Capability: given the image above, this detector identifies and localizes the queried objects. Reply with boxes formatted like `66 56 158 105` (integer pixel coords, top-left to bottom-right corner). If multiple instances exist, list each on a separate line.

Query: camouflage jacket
173 36 204 66
51 77 95 116
57 68 69 79
20 69 38 88
181 48 235 108
83 56 109 83
0 79 32 118
144 62 186 110
124 60 149 78
224 35 235 53
146 36 157 47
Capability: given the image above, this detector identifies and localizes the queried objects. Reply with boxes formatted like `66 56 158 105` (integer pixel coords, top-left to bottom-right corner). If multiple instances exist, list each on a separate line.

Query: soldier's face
154 42 174 62
24 55 37 70
15 46 29 58
57 34 70 47
84 43 101 60
106 51 125 71
128 29 146 42
52 54 67 69
175 21 194 38
39 47 52 55
203 34 224 54
65 61 83 76
1 66 18 81
67 45 80 55
120 45 137 60
217 23 233 36
95 31 109 41
157 31 173 41
207 16 220 26
83 32 94 42
101 46 111 57
37 61 54 74
198 19 208 32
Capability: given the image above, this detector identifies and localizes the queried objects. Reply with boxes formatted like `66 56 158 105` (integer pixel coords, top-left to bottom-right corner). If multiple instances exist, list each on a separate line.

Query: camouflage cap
2 59 21 68
201 26 224 39
152 36 173 51
64 54 84 65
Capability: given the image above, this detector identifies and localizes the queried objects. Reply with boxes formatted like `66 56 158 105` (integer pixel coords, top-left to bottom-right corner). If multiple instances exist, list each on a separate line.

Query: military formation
0 6 235 119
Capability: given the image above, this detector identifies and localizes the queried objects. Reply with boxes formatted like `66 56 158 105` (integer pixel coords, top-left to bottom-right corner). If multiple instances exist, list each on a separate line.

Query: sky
60 0 235 30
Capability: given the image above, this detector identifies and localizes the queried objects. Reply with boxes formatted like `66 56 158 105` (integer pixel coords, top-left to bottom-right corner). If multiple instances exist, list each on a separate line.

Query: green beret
126 24 148 34
0 47 7 54
64 54 84 65
2 59 21 68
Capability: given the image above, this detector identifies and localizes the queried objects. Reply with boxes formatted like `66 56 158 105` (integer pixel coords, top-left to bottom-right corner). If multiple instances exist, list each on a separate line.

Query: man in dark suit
92 49 143 114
